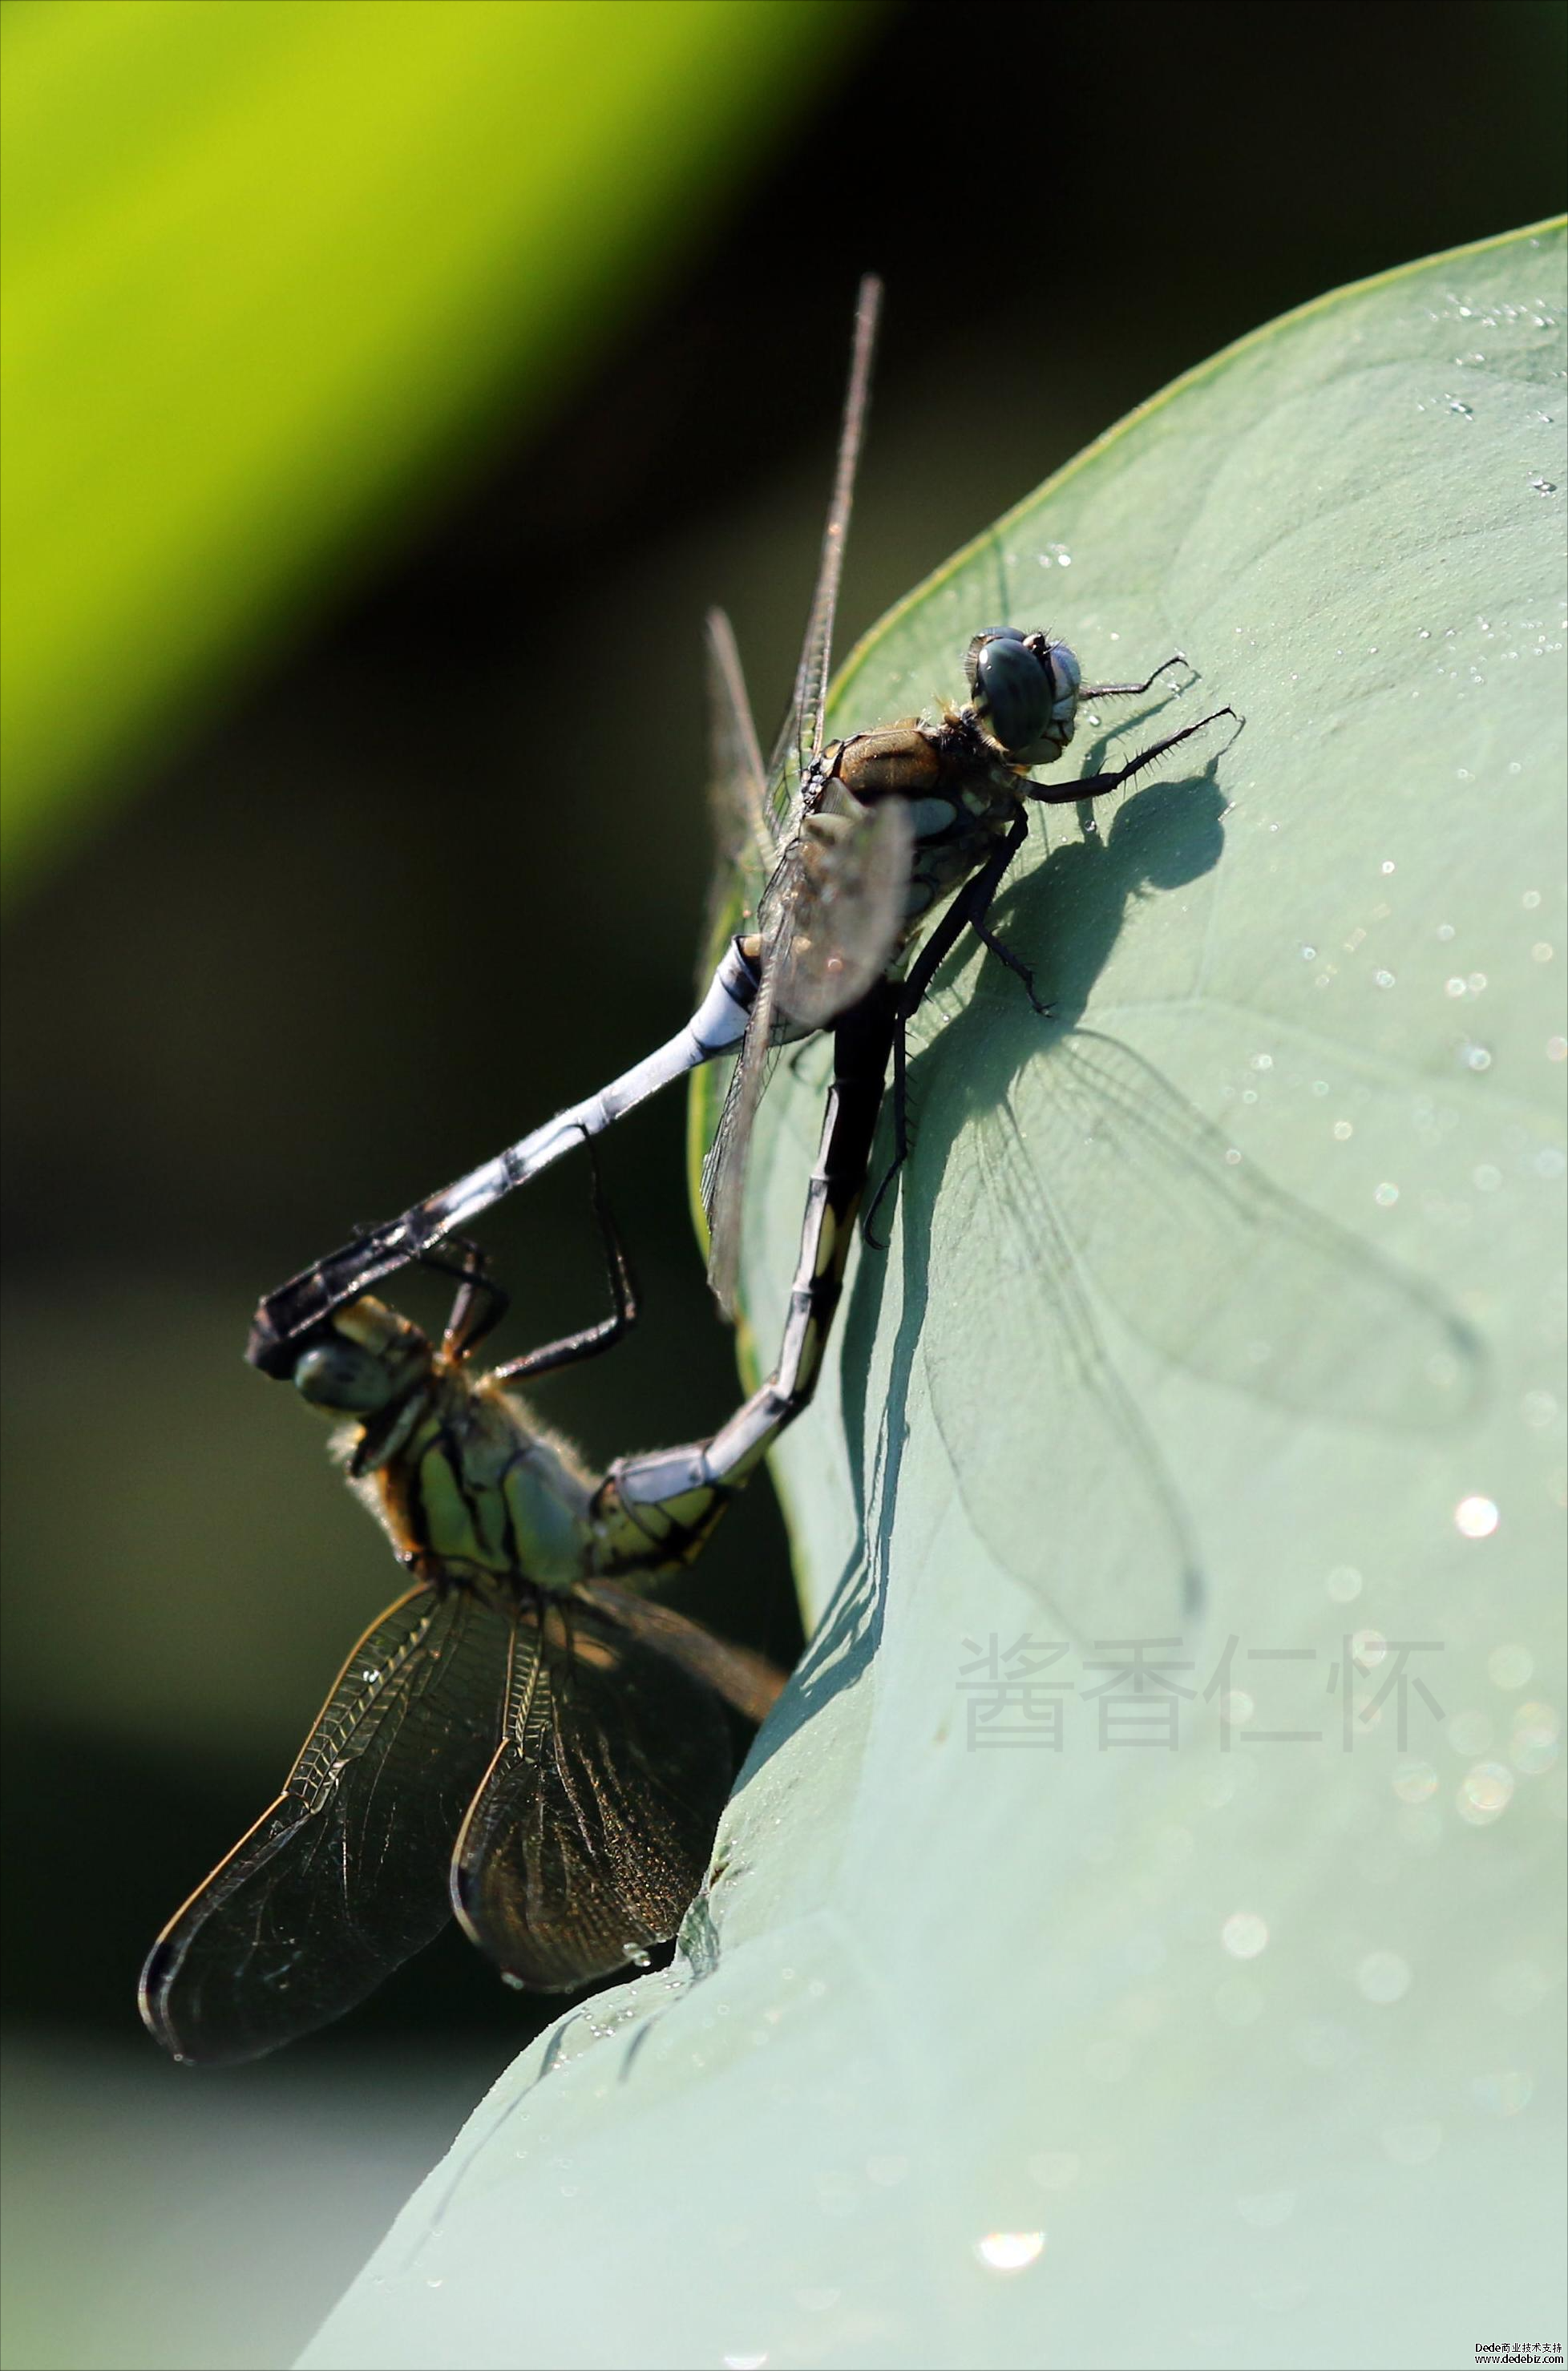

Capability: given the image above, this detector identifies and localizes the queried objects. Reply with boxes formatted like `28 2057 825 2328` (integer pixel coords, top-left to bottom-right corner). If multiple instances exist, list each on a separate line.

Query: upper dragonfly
247 275 1235 1363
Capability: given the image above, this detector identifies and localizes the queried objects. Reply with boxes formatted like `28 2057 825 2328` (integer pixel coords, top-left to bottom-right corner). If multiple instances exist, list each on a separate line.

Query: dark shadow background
3 0 1563 2099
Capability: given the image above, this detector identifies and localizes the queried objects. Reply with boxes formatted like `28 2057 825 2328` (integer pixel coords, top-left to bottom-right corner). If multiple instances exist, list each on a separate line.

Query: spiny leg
1033 705 1240 809
863 808 1035 1238
968 911 1049 1014
1077 652 1189 700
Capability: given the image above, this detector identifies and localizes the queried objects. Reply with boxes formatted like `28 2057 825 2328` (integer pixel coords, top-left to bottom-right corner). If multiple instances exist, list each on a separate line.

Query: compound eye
968 629 1053 756
1049 642 1081 701
963 624 1025 701
293 1336 391 1412
292 1303 423 1411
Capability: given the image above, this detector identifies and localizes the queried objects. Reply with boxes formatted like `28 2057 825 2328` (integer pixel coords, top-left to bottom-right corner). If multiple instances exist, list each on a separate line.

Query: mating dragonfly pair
148 276 1409 2064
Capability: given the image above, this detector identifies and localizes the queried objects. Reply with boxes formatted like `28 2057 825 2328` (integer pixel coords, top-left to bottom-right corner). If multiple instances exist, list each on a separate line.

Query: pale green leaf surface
0 0 863 883
306 226 1566 2371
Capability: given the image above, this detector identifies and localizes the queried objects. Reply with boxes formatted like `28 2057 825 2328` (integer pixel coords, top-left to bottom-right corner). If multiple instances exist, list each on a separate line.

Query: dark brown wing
449 1596 736 1991
766 790 913 1030
139 1582 511 2064
701 792 911 1313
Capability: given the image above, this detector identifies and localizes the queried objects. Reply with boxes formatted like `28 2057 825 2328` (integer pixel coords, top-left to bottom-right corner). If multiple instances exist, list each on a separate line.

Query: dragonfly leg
1077 653 1188 700
968 911 1050 1016
414 1237 510 1362
600 984 899 1560
862 1009 910 1249
488 1141 639 1383
1033 706 1240 806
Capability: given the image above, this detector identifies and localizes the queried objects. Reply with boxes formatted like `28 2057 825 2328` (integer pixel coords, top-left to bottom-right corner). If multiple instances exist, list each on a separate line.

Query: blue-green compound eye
965 628 1055 755
293 1338 391 1411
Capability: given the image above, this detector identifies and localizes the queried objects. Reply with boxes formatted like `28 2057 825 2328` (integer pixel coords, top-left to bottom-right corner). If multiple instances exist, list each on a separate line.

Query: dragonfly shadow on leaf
836 762 1481 1657
750 770 1232 1753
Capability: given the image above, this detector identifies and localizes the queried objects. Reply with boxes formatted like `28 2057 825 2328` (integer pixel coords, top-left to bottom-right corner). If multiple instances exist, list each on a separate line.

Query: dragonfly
230 276 1474 1670
244 273 1236 1372
140 996 895 2065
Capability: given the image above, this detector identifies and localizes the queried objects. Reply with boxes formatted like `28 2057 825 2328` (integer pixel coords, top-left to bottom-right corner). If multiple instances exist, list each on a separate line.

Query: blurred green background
2 2 1563 2364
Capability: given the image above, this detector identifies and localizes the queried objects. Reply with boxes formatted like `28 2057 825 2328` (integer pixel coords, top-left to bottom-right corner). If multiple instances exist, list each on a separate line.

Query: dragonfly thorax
964 626 1081 765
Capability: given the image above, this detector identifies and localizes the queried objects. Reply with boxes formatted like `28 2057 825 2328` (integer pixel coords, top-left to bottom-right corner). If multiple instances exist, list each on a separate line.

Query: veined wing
767 788 913 1031
762 273 882 838
693 278 883 1310
923 1085 1206 1638
577 1577 785 1724
699 606 774 980
451 1594 736 1990
919 1020 1485 1636
694 277 881 1000
139 1581 511 2064
1016 1028 1482 1425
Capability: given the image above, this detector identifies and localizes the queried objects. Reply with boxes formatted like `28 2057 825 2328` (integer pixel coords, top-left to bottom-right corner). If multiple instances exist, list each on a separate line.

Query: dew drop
1455 1495 1500 1539
976 2232 1045 2272
1489 1640 1537 1697
1222 1911 1269 1961
1457 1762 1514 1825
1356 1950 1412 2005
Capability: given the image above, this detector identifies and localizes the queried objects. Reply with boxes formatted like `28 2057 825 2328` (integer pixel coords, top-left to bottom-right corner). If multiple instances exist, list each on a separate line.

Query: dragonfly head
290 1296 433 1414
964 628 1081 765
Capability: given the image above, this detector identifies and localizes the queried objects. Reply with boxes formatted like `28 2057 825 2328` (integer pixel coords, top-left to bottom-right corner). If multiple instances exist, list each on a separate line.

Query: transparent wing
923 1093 1206 1638
762 273 881 836
451 1598 735 1991
919 1022 1485 1637
702 957 782 1315
139 1583 512 2064
1020 1029 1483 1424
698 606 774 986
696 275 884 1315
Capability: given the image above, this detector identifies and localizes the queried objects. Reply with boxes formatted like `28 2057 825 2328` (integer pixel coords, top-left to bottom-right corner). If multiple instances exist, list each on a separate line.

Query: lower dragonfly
141 994 896 2065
